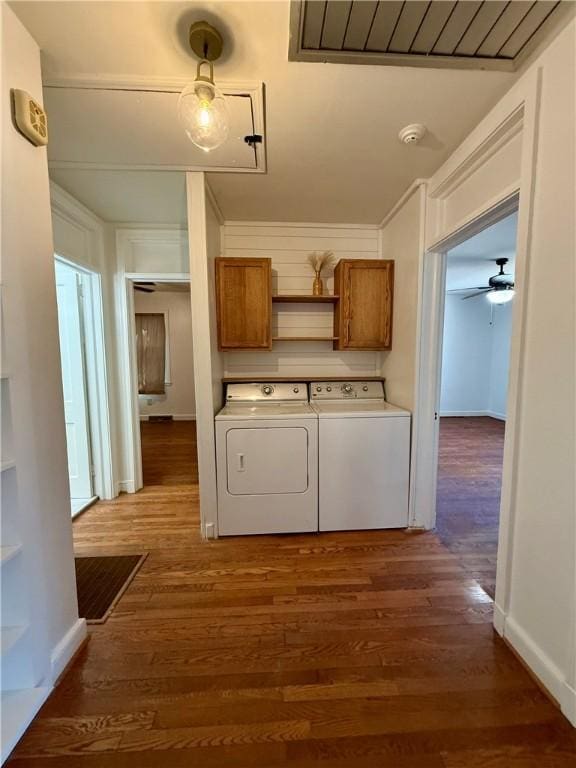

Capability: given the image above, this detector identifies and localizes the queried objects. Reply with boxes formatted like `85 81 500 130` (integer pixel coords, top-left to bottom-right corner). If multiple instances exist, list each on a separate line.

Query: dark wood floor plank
8 419 575 766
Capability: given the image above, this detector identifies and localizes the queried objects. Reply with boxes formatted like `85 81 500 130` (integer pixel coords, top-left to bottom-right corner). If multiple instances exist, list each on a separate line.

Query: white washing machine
215 382 318 536
310 381 410 531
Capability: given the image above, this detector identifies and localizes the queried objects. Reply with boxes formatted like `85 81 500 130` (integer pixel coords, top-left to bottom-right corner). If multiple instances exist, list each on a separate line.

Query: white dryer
215 382 318 536
310 381 410 531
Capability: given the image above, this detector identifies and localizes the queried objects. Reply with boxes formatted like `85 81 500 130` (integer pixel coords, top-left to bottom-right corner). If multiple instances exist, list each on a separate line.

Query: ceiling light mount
398 123 427 145
179 20 229 152
188 21 223 62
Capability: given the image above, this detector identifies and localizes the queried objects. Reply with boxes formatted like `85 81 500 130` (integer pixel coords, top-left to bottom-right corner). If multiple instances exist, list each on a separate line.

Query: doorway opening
131 280 197 489
55 257 112 516
435 212 518 597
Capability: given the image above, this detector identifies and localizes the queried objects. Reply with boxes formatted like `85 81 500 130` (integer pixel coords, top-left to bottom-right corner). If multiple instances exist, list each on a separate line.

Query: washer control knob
316 386 322 392
293 387 299 393
262 385 273 396
343 384 353 393
363 385 369 392
326 386 332 392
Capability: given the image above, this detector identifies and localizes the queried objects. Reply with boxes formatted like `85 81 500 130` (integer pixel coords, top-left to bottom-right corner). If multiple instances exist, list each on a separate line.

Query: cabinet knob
262 385 273 395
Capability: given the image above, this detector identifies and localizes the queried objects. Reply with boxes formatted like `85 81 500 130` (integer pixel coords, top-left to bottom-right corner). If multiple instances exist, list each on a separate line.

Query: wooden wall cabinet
334 259 394 350
215 257 272 350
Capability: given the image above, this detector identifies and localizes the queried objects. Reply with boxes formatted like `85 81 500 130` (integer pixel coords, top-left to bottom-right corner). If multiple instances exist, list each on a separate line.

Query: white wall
379 187 425 410
1 1 85 697
500 21 575 722
440 295 511 419
187 173 222 538
411 19 575 722
135 290 195 419
222 222 381 379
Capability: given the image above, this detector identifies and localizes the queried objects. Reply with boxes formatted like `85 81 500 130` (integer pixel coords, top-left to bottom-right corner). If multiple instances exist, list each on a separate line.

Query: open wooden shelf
273 336 339 342
272 295 339 303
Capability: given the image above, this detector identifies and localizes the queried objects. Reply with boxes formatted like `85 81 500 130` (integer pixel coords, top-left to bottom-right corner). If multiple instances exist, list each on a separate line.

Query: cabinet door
336 260 394 350
216 258 272 350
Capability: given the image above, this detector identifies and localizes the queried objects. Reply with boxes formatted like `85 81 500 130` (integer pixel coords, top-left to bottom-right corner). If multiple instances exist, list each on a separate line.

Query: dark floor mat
74 554 146 623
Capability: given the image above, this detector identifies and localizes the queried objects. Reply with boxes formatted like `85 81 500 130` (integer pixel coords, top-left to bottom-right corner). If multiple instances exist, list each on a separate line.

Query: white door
55 260 92 502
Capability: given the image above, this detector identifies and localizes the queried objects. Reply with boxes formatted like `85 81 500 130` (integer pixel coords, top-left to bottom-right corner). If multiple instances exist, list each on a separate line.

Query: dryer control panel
225 382 308 402
311 381 385 400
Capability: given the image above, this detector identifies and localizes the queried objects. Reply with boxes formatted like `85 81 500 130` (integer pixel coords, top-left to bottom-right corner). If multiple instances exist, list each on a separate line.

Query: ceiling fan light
487 288 515 304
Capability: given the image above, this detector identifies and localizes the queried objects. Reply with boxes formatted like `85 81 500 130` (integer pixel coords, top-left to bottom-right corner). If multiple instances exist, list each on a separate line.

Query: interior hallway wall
135 290 195 419
392 18 576 722
379 186 424 410
500 20 575 721
1 4 85 688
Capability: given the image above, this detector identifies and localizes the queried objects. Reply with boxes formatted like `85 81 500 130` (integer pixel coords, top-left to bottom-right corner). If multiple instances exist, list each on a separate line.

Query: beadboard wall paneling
222 223 382 377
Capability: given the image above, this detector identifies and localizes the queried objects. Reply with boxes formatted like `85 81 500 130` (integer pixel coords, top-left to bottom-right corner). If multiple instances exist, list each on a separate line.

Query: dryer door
226 427 308 495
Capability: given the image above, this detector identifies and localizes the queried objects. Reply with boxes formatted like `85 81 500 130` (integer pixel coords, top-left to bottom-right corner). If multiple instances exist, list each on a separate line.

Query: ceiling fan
448 258 515 304
134 282 156 293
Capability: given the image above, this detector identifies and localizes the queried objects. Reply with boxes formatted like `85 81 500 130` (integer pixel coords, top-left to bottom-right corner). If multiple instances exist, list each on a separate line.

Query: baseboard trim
561 681 576 726
504 614 574 723
440 410 506 420
493 602 506 635
118 480 136 493
50 619 87 685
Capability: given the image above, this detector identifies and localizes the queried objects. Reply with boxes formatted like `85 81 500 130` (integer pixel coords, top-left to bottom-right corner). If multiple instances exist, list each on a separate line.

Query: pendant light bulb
178 58 229 152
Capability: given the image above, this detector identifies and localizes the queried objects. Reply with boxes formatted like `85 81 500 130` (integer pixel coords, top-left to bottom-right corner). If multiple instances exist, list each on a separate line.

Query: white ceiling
13 1 522 224
446 212 517 291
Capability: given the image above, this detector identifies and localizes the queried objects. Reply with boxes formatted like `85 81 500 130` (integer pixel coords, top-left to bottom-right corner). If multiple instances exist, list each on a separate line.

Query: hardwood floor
9 420 576 766
436 417 505 599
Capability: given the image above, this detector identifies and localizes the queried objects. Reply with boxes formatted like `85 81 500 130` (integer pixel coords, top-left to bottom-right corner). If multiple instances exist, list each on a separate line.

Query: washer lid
312 401 410 418
216 402 316 420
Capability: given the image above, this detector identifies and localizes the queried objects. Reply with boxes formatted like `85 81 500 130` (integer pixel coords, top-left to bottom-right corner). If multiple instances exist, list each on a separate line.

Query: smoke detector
398 123 426 145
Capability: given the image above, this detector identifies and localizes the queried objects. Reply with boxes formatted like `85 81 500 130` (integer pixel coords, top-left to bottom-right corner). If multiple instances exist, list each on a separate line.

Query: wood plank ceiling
289 1 564 70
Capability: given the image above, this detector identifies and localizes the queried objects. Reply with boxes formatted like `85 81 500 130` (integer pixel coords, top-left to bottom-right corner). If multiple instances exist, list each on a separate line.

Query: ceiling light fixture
486 287 515 304
178 21 229 152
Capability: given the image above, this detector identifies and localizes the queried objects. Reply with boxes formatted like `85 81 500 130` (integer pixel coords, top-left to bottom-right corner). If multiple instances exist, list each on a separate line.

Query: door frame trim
117 272 190 493
410 69 541 642
54 255 114 500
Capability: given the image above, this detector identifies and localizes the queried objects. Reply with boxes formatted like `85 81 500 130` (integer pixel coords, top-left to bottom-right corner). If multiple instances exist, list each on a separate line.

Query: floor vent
149 415 173 423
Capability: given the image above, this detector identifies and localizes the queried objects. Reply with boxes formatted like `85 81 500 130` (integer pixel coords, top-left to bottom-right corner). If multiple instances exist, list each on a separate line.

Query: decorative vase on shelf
313 272 323 296
307 250 335 297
